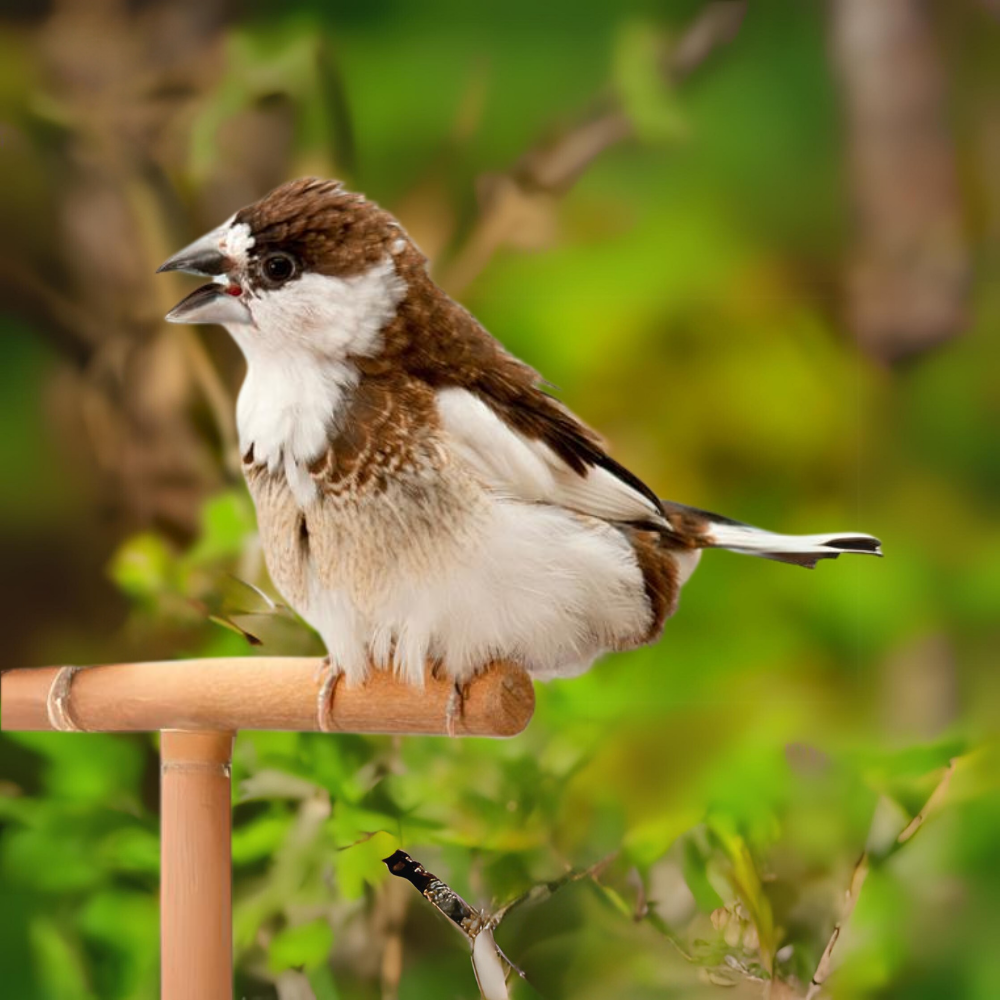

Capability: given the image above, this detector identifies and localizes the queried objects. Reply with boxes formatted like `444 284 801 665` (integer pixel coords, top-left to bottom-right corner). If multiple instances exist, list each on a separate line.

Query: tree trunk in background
0 0 296 538
830 0 970 363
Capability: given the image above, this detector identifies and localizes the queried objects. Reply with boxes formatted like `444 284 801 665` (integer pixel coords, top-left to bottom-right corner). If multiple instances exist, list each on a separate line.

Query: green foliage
613 20 687 143
269 920 335 973
1 0 999 998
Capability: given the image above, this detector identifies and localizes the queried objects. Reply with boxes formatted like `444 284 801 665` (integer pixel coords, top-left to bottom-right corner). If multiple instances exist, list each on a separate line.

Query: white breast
229 256 406 507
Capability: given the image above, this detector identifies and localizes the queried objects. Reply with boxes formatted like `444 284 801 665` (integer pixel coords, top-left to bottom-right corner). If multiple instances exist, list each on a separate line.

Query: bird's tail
660 502 882 569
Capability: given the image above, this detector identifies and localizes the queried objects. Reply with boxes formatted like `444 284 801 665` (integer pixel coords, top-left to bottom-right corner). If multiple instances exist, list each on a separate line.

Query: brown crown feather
235 177 402 279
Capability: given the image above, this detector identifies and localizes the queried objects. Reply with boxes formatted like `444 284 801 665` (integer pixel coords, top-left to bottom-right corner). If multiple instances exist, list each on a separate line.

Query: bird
159 177 881 731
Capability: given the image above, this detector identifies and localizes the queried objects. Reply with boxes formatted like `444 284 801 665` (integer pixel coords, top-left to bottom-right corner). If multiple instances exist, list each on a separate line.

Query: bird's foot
316 657 344 733
445 680 471 739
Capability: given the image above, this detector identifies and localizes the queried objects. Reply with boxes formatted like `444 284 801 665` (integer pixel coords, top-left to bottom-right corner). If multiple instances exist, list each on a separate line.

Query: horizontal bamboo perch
0 658 534 737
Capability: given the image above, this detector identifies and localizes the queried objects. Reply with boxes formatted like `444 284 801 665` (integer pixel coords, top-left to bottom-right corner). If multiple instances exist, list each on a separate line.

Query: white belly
300 495 652 686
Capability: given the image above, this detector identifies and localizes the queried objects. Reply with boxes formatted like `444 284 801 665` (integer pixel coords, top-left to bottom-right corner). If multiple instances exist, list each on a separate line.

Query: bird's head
159 178 412 361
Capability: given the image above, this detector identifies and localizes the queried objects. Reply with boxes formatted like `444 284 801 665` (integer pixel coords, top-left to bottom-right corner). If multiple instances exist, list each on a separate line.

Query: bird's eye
260 252 297 286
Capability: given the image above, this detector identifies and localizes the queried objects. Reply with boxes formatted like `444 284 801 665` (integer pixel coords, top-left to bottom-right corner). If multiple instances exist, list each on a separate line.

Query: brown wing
354 255 667 526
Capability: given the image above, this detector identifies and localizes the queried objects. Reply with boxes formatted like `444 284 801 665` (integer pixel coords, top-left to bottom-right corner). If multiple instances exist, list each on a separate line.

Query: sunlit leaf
107 533 175 601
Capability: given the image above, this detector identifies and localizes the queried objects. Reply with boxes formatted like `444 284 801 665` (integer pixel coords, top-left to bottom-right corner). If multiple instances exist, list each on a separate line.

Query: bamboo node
161 761 233 778
46 666 84 732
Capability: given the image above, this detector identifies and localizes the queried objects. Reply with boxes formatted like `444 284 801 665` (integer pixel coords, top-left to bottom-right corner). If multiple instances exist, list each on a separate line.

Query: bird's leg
445 680 471 739
315 657 344 733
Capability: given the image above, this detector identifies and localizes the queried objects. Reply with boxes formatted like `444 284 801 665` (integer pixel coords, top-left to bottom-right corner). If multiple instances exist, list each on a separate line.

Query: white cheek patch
244 256 406 360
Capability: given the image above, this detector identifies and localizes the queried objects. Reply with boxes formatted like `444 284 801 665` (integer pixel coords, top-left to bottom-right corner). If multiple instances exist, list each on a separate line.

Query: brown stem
805 758 957 998
439 1 747 293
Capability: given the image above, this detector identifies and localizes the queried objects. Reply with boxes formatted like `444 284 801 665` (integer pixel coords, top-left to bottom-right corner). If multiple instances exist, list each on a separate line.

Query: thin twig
805 758 957 999
804 853 869 1000
439 1 747 293
383 851 509 1000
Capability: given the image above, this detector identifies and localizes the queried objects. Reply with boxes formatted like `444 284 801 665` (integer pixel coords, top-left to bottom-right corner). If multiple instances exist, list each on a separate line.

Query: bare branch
439 2 747 293
806 759 957 999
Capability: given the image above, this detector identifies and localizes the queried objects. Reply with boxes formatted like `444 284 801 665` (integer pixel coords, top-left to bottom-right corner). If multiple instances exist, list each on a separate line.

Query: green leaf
706 814 777 973
307 962 342 1000
681 835 724 913
107 533 175 600
268 919 334 973
29 917 90 1000
232 813 294 866
96 826 160 876
613 20 687 144
183 490 257 566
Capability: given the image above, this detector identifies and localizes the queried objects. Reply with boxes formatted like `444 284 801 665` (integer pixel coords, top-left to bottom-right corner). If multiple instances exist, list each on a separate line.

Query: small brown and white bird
160 178 881 726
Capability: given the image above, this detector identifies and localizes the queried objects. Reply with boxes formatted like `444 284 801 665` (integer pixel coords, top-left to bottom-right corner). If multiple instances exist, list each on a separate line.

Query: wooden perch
161 731 234 1000
0 658 534 738
0 658 533 1000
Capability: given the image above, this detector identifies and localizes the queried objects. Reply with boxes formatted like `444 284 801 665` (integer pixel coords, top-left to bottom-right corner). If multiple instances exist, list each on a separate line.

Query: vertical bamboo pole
160 730 235 1000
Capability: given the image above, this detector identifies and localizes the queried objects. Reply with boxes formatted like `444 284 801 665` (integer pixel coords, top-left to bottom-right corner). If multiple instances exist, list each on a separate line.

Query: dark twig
382 851 516 1000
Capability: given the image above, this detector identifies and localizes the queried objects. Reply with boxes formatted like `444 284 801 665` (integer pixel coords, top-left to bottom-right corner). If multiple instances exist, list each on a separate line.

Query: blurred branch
829 0 970 363
805 758 956 999
487 852 617 929
439 1 747 292
275 971 317 1000
0 259 106 366
978 0 1000 21
375 878 409 1000
1 0 247 534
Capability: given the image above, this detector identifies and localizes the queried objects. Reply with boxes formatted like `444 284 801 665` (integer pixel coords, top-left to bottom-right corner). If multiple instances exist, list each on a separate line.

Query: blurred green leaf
268 918 334 973
107 534 175 603
29 918 89 1000
613 20 687 143
233 813 296 866
680 834 724 913
183 490 258 567
706 814 777 972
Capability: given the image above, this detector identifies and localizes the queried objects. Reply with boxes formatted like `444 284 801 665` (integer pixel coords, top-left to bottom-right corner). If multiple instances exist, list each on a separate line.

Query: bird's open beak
163 283 250 325
159 229 252 325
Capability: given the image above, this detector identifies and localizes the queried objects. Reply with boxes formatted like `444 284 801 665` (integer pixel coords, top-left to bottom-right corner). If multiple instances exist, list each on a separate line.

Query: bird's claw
316 657 344 732
445 681 471 738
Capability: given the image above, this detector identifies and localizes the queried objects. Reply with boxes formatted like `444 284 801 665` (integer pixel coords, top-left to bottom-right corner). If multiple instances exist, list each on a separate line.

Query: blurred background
1 0 998 997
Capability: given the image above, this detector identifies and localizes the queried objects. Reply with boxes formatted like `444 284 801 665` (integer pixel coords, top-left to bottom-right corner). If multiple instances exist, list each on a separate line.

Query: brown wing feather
357 253 665 519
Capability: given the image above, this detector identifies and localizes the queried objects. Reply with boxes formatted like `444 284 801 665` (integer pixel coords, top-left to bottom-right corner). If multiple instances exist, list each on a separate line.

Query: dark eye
260 252 297 286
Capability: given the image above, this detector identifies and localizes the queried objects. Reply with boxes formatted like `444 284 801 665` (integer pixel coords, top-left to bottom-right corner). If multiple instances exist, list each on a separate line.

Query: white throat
229 256 406 505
